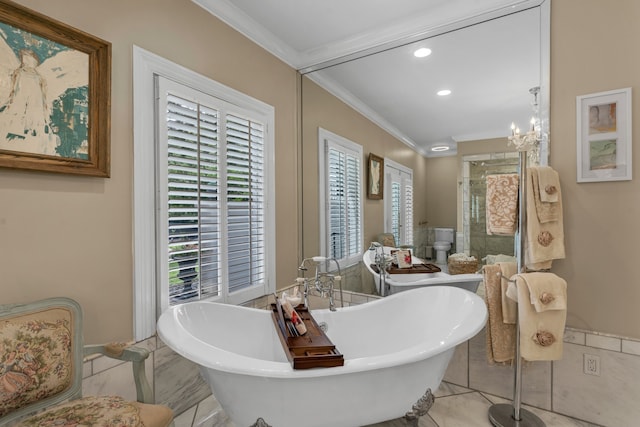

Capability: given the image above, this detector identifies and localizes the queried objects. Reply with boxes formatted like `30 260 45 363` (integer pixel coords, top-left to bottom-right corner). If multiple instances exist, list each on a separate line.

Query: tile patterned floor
173 381 602 427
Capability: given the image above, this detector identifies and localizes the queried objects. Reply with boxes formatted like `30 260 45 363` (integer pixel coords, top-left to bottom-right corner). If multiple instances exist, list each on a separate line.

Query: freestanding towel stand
487 149 546 427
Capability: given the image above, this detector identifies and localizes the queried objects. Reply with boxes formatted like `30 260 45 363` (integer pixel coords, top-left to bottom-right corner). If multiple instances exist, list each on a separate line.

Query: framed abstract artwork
367 153 383 199
576 88 632 183
0 1 111 176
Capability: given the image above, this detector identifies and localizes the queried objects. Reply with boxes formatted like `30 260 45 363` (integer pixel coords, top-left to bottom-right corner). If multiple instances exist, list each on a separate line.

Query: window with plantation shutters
385 159 414 247
319 128 363 267
133 48 275 339
156 75 273 308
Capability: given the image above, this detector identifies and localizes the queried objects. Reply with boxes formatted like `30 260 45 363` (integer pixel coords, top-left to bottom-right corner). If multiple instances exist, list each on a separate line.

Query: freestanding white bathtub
157 286 487 427
363 246 483 295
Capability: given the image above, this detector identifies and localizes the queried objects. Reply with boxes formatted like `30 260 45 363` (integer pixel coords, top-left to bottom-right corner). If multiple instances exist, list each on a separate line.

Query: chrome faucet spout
369 243 390 296
298 256 343 311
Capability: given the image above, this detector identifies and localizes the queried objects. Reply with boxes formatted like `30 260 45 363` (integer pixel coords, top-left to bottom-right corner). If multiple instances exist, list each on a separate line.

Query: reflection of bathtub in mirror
363 246 482 295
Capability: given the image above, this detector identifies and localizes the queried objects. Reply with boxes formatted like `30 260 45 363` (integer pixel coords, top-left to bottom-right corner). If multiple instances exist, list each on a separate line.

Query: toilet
433 227 454 264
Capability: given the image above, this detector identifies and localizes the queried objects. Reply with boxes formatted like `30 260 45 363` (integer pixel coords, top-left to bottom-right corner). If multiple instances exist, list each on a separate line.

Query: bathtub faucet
298 256 343 311
368 242 390 295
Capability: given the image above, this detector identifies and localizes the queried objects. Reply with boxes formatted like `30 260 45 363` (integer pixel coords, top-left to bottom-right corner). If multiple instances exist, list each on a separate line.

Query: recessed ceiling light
431 145 450 152
437 89 451 96
414 48 432 58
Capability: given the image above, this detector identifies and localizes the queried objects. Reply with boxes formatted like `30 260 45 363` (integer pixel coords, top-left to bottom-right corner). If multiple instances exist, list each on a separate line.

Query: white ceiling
193 0 547 156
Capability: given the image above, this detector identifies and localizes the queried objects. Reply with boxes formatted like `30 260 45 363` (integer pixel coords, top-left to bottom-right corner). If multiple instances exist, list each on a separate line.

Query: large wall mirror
300 1 550 295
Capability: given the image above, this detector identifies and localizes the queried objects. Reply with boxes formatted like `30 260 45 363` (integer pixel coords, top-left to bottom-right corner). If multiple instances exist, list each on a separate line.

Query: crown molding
306 72 427 155
192 0 300 68
193 0 544 71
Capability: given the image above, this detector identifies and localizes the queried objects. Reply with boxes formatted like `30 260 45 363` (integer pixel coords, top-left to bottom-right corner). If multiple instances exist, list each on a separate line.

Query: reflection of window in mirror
384 159 413 248
318 128 363 267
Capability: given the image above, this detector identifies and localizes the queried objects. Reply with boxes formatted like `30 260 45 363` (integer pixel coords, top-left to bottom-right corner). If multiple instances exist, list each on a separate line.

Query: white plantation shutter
345 153 361 257
328 148 347 259
390 180 401 244
157 76 270 306
385 159 414 247
403 178 414 246
133 48 275 339
320 129 363 266
225 114 266 293
165 93 220 301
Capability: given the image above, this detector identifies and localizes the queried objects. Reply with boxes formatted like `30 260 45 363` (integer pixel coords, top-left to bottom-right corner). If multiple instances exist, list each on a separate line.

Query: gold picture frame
0 1 111 177
367 153 383 199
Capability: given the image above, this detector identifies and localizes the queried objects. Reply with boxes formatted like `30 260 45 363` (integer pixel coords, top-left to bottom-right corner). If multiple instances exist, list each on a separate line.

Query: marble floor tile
174 405 197 427
428 391 494 427
193 394 232 427
177 382 601 427
154 344 212 414
364 414 437 427
434 382 473 398
482 393 602 427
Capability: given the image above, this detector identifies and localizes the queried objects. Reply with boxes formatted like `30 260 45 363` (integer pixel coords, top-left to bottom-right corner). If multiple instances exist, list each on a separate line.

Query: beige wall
550 0 640 339
0 0 299 343
301 77 429 258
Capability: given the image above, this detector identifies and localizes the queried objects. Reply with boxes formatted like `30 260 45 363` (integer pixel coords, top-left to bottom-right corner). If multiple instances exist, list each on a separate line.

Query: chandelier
508 86 546 164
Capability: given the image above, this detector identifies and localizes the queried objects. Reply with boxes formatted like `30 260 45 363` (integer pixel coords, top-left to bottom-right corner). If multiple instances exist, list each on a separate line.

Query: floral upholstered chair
377 233 398 248
0 297 174 427
377 233 414 252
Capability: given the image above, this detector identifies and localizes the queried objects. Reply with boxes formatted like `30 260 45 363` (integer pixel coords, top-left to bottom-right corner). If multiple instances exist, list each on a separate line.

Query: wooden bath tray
271 304 344 369
370 263 441 274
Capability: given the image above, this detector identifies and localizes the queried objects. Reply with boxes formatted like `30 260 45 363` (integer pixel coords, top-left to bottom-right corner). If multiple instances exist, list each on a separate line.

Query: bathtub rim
362 246 482 288
157 286 487 379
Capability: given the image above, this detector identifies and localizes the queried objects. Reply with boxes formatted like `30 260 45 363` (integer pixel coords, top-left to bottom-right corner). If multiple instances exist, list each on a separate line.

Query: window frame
133 46 275 340
384 158 414 247
318 128 364 268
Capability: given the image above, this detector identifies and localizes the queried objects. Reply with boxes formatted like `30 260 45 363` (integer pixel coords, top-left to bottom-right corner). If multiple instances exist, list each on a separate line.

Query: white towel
515 273 567 361
530 167 560 224
525 168 565 270
497 262 518 324
537 166 560 203
524 272 567 312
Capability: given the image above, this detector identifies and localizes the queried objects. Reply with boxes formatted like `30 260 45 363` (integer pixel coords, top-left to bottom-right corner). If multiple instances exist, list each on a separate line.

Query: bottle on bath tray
280 293 307 335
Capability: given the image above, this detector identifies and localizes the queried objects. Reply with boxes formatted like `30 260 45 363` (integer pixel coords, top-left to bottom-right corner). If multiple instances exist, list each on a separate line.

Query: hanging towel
525 168 565 270
486 174 519 236
515 273 567 361
537 166 560 203
530 167 560 223
496 261 518 324
524 272 567 312
483 264 516 364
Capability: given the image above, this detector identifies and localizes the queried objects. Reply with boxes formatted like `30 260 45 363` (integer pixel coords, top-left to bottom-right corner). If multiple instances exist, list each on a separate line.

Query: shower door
461 153 518 262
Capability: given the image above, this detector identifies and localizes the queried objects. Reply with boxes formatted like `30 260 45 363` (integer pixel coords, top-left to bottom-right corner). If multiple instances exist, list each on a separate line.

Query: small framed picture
393 249 412 269
367 153 384 199
576 88 632 182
